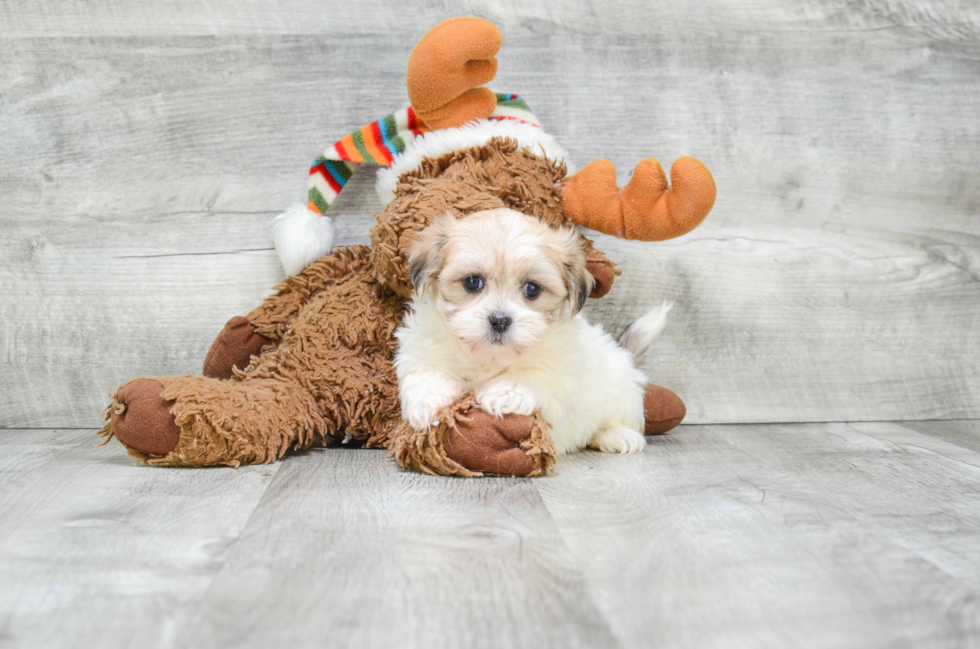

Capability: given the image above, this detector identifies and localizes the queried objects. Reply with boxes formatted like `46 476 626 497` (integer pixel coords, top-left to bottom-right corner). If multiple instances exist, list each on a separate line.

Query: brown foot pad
644 384 687 434
203 316 272 379
111 378 181 456
444 410 537 476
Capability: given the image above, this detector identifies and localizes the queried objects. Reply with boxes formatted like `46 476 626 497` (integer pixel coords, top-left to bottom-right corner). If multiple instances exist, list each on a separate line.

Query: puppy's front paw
476 380 536 418
402 377 463 430
588 427 647 454
406 400 448 431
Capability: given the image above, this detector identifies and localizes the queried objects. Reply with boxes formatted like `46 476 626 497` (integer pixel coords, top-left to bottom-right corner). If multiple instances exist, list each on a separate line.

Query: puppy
394 208 671 455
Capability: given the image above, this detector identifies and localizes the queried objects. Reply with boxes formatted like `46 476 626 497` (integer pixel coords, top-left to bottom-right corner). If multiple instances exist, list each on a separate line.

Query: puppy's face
408 208 593 366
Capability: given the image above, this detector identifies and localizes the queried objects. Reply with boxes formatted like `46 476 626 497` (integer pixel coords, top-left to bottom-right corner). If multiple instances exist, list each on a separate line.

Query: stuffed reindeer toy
100 16 716 476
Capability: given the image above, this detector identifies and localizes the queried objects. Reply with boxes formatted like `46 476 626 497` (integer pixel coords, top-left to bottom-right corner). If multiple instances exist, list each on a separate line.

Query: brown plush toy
99 17 716 476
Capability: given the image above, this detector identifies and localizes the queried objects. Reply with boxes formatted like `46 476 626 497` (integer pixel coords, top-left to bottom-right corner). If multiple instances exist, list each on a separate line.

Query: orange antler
406 17 502 130
562 157 716 241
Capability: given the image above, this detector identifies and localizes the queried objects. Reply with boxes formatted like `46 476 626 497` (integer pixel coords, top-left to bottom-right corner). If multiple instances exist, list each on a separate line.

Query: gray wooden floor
1 422 978 648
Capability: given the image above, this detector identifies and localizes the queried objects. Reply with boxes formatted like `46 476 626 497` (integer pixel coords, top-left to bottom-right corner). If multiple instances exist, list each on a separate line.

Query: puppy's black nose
488 313 512 333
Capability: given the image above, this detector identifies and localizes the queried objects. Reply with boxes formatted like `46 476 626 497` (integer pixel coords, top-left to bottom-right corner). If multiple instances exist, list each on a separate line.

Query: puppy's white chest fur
396 307 648 455
491 315 648 454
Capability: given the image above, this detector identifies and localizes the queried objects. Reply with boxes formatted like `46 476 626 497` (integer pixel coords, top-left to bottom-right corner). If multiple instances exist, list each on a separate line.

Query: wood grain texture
0 429 91 489
176 448 618 649
536 423 980 648
1 1 979 427
0 433 280 648
4 424 980 648
714 421 980 587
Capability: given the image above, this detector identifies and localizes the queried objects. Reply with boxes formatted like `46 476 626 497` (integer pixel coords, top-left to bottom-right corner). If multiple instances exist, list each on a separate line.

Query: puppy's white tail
619 300 673 360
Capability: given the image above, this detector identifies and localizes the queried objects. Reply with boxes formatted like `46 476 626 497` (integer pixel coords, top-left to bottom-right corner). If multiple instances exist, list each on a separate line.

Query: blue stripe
324 161 349 188
377 118 396 158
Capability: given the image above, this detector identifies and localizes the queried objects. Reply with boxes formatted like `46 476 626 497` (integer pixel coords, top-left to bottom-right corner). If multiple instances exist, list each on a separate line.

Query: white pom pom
272 204 334 276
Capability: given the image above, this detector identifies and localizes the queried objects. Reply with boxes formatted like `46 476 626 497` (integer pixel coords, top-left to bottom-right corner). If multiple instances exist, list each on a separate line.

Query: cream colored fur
395 208 669 456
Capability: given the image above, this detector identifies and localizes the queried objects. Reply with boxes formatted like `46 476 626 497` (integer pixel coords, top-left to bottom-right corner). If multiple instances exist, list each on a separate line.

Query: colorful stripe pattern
307 93 540 215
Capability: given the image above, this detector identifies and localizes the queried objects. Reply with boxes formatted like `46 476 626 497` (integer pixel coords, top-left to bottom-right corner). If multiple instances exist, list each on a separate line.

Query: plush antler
406 17 502 130
562 157 716 241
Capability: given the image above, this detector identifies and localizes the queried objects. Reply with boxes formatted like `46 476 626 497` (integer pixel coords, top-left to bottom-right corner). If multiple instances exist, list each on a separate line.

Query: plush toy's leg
203 316 273 380
561 157 716 242
407 17 501 130
644 384 687 434
389 395 555 477
100 373 326 467
202 245 371 379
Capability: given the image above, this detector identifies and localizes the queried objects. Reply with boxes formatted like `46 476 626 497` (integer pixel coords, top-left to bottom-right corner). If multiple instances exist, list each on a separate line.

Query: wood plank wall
1 1 978 427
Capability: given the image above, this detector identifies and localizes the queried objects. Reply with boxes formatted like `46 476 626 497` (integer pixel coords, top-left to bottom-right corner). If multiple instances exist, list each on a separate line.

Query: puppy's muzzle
488 313 512 334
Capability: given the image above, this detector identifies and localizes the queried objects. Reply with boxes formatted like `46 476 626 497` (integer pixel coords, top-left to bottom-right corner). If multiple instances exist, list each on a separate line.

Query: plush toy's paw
588 426 647 454
110 378 181 456
585 260 615 298
407 16 502 130
644 384 687 434
561 157 716 241
475 380 536 418
202 316 272 380
390 397 555 478
445 411 540 476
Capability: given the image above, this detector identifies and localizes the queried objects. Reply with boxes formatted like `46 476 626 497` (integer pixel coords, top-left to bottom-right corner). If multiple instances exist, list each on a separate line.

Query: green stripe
350 130 377 165
496 95 532 112
384 114 407 155
327 159 354 182
308 186 330 214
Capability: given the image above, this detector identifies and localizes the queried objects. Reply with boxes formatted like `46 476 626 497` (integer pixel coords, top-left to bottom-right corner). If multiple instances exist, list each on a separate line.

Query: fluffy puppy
394 208 671 455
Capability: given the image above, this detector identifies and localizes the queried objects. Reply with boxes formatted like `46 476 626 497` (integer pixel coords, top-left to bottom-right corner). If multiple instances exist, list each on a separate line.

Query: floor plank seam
531 479 629 649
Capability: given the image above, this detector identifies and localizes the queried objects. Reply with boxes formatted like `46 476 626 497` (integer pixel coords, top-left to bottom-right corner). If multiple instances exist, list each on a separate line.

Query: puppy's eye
523 282 542 300
463 275 484 293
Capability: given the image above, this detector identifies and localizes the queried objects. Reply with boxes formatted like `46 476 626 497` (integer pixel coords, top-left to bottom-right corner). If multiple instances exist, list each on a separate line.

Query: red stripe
369 121 393 164
490 115 536 125
310 164 343 194
333 140 352 161
407 107 423 136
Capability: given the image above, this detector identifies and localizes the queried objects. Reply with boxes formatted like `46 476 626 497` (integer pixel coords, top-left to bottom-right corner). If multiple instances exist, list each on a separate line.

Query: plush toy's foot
389 396 555 477
561 157 716 241
202 316 272 379
644 384 687 434
100 373 325 467
407 16 502 130
106 378 181 456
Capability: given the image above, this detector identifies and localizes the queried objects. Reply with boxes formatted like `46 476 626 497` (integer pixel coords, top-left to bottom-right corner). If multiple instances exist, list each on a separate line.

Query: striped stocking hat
273 94 542 275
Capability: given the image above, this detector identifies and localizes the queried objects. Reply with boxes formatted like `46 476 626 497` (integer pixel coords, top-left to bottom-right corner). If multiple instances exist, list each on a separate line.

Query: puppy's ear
408 214 455 298
553 229 594 315
564 260 593 314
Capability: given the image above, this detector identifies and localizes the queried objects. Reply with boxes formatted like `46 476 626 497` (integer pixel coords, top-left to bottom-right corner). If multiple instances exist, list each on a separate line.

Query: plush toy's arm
389 394 556 477
579 236 620 299
562 157 716 241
